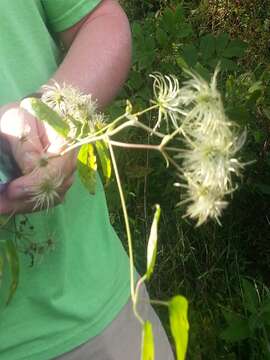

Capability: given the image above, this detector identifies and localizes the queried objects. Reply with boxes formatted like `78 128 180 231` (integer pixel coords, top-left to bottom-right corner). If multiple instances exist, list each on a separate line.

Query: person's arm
54 0 132 109
0 0 131 214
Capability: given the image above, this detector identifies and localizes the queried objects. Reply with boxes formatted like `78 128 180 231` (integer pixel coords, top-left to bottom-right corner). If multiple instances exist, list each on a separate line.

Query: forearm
50 0 132 109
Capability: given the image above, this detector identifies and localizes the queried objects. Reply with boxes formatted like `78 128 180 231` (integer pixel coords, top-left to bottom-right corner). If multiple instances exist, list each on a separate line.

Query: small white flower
150 73 186 129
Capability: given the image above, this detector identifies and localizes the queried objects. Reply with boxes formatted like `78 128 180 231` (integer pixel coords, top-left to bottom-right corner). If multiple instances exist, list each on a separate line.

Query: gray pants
55 286 175 360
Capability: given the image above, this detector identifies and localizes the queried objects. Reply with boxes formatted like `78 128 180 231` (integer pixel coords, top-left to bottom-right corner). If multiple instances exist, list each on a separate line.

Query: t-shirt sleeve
41 0 102 33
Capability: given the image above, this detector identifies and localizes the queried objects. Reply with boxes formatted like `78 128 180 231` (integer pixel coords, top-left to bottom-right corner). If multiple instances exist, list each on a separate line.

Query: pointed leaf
146 205 161 280
5 239 19 305
21 98 70 138
95 141 111 186
141 321 155 360
77 144 97 195
169 295 189 360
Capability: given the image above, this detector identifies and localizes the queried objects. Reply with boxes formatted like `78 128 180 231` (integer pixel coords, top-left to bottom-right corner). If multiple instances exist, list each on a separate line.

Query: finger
0 192 14 214
36 120 68 154
6 160 74 201
6 150 77 202
0 107 44 172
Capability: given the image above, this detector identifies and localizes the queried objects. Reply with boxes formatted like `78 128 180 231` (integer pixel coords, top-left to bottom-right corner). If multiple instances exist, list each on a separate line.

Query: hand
0 102 77 215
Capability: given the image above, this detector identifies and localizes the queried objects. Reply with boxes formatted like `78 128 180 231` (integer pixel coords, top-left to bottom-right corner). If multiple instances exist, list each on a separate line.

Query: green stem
109 140 160 152
133 274 147 325
162 151 183 173
107 139 136 302
86 104 159 139
150 299 169 307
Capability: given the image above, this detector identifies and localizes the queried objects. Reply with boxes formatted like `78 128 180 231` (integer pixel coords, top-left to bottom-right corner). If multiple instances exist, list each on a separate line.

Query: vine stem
150 299 169 307
109 140 160 152
107 139 136 302
133 274 147 326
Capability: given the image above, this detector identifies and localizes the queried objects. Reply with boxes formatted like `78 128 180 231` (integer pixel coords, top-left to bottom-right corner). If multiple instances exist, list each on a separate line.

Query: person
0 1 174 359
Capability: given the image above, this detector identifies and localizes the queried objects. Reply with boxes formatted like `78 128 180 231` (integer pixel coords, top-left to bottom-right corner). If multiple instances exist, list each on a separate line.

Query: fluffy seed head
29 172 64 212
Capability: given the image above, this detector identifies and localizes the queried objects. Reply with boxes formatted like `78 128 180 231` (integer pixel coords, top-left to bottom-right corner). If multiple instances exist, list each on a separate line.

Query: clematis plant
0 68 246 360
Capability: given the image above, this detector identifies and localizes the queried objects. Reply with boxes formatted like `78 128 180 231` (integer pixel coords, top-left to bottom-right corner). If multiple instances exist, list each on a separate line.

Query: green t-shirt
0 1 131 359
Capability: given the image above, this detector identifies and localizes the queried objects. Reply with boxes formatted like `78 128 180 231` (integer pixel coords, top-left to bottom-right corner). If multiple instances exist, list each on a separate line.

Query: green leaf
194 63 211 82
162 7 176 34
77 144 97 195
95 141 111 186
200 34 215 60
215 33 230 56
220 58 238 71
5 239 19 305
242 279 259 314
21 98 70 138
220 318 250 342
222 39 247 58
141 321 155 360
176 56 189 71
177 23 193 39
182 44 198 67
146 205 161 280
156 28 168 47
169 295 189 360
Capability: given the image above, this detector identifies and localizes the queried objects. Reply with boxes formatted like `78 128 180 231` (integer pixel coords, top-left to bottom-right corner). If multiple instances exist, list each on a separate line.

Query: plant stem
162 151 183 173
109 140 160 152
133 275 147 325
150 299 169 307
107 139 136 302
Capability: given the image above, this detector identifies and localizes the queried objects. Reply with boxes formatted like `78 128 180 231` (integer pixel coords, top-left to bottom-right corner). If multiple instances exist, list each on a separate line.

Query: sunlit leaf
141 321 155 360
5 239 19 305
77 144 97 194
95 141 111 186
146 205 161 280
21 98 70 138
169 295 189 360
125 100 133 114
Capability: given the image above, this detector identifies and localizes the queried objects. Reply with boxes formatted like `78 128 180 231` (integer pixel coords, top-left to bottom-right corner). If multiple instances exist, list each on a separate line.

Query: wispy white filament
152 68 246 225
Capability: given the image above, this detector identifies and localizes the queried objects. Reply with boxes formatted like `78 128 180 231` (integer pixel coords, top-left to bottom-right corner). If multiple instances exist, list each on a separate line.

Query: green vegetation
108 1 270 358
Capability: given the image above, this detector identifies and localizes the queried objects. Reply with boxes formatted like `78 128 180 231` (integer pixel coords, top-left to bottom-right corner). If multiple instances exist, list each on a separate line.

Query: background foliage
107 0 270 358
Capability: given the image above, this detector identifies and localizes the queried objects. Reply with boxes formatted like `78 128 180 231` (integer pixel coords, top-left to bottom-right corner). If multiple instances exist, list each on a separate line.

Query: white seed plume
29 172 64 212
42 82 105 139
170 68 246 225
150 73 186 129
